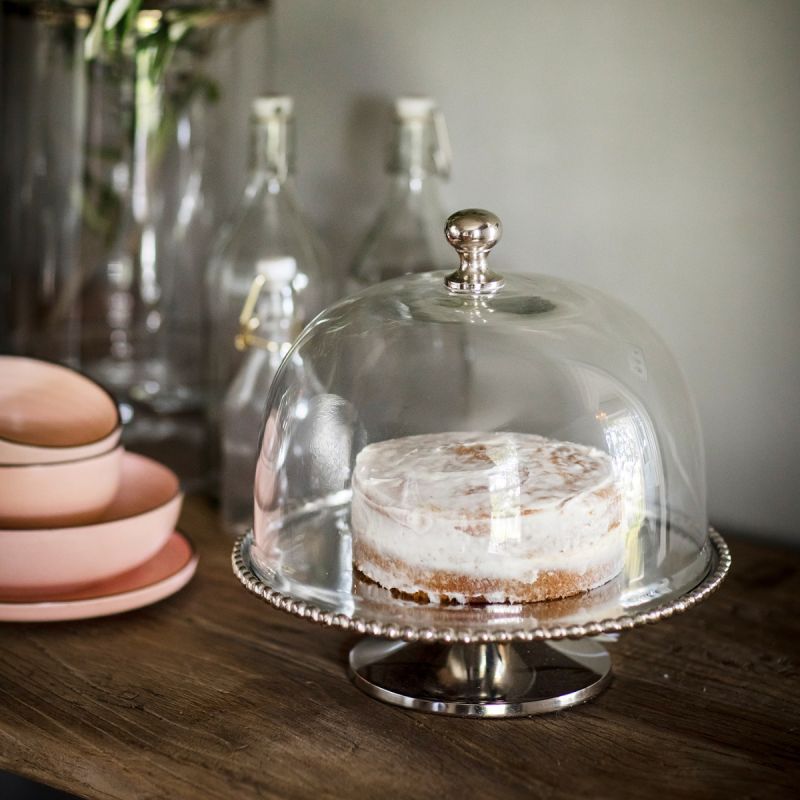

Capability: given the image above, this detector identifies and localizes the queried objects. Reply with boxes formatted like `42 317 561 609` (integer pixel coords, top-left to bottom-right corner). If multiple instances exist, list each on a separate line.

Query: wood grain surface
0 497 798 800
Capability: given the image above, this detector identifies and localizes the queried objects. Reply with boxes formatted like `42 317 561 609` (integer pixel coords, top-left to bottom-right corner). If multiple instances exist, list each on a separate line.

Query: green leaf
104 0 131 31
83 0 110 61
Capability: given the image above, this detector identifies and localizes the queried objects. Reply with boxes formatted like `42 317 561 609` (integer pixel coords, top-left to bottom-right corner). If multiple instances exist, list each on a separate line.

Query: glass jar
0 0 272 486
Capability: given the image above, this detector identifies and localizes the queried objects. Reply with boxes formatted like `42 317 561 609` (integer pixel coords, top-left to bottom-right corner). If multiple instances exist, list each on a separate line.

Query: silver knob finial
444 209 504 293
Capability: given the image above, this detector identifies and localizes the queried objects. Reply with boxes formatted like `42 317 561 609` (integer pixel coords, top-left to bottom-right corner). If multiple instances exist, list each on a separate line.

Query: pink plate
0 531 197 622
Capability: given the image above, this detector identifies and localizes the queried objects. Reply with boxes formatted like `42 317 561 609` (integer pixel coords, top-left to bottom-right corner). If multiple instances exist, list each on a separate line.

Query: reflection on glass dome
250 210 711 631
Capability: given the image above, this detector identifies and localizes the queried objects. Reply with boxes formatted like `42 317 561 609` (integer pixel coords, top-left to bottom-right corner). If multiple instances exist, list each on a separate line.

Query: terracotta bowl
0 445 123 528
0 356 121 464
0 452 183 595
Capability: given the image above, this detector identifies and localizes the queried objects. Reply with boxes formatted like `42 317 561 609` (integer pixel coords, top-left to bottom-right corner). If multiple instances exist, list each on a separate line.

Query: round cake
351 432 626 604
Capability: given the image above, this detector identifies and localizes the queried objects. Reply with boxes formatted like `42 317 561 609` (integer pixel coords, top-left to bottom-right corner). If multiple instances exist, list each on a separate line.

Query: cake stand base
349 637 612 718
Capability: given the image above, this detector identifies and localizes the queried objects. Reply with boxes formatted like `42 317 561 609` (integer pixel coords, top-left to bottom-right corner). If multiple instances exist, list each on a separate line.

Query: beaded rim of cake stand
232 528 731 643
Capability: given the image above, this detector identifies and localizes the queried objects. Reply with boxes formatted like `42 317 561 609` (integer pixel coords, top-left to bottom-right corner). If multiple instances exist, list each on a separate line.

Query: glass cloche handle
444 208 505 294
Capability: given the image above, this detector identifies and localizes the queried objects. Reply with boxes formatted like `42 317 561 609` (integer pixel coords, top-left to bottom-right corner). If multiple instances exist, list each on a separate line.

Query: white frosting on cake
351 432 625 603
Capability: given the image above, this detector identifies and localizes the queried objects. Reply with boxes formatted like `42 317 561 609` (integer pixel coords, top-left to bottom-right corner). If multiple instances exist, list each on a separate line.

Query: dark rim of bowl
0 441 123 468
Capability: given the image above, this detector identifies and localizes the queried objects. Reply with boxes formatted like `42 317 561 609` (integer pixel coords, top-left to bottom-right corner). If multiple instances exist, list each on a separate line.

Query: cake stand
232 208 732 717
232 526 730 718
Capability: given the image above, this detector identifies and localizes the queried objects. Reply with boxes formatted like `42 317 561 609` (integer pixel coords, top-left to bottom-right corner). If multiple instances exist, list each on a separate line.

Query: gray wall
271 0 800 542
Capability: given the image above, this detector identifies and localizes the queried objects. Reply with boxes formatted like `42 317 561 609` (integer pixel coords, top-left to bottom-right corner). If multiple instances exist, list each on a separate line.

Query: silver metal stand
233 528 730 718
348 638 612 717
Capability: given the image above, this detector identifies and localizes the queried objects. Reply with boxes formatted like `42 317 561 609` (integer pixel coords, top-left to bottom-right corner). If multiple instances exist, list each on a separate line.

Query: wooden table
1 497 798 799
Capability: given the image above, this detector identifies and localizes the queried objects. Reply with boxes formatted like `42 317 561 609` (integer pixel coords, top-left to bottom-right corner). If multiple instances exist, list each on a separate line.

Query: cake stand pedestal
349 638 611 717
233 529 730 718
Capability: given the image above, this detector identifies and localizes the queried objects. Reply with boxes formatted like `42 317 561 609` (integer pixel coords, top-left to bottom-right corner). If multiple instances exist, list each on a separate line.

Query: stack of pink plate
0 357 197 622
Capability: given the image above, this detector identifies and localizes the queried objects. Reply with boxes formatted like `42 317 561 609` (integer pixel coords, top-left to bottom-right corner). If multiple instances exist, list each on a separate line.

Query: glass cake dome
247 209 715 635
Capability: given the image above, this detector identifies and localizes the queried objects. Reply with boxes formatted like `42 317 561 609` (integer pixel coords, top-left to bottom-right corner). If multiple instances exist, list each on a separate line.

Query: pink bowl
0 452 183 596
0 356 121 464
0 444 123 527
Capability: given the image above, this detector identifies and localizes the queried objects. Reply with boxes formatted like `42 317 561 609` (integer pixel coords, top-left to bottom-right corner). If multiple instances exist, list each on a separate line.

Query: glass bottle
350 96 452 289
350 97 465 428
207 95 332 471
221 256 299 535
